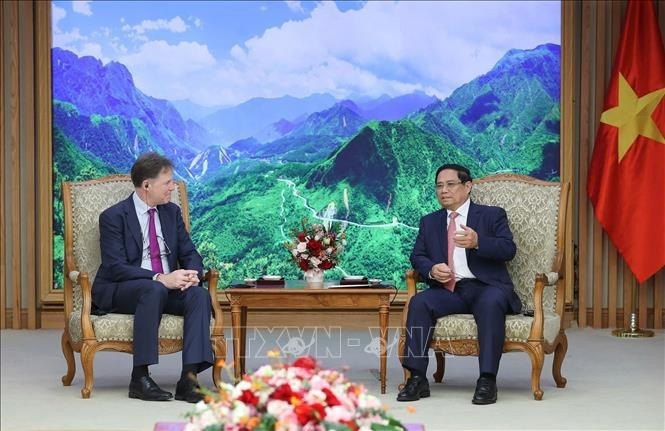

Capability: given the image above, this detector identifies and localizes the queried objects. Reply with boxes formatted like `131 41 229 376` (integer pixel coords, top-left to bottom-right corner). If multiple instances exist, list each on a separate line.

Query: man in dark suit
92 152 213 403
397 163 521 405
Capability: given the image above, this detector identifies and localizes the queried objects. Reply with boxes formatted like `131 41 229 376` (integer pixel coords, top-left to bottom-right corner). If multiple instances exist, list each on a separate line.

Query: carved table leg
240 307 247 376
231 303 242 383
379 300 389 394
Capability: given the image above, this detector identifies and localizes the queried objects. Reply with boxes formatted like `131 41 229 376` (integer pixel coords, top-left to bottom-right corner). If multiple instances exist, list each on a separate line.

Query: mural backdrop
51 0 561 288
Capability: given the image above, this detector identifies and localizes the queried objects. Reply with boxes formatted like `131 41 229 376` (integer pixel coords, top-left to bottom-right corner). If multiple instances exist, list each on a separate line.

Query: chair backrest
471 174 568 313
62 174 188 312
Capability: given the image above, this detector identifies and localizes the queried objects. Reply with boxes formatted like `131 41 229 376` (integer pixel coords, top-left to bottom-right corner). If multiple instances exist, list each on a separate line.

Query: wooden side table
225 281 394 394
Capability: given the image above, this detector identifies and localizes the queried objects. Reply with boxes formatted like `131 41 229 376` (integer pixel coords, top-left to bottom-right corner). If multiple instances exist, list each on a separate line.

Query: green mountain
413 43 560 178
308 120 486 226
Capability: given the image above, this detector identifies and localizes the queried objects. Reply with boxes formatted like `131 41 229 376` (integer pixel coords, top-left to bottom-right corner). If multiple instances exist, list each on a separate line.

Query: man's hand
454 224 478 249
430 262 455 284
156 269 200 291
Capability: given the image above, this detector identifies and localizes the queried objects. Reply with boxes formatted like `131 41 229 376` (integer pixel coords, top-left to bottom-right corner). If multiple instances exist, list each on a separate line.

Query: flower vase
304 268 324 288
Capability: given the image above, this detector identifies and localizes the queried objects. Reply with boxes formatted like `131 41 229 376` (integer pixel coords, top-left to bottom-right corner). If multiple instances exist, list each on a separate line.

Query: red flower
294 403 313 425
292 356 317 370
298 259 310 271
297 233 307 241
319 260 333 270
294 402 326 425
311 403 326 422
270 383 294 401
322 387 340 406
238 389 259 406
307 239 323 254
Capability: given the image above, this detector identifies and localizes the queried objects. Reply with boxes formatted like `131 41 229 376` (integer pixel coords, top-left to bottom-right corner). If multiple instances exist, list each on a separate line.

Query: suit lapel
466 200 480 232
122 195 143 251
436 209 448 261
465 200 480 259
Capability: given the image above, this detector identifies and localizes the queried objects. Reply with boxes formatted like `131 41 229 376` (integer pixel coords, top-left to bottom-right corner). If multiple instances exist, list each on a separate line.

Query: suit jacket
92 194 203 312
410 200 522 313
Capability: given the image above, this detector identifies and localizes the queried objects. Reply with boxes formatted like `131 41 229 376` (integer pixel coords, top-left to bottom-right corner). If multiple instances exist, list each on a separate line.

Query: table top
227 279 396 292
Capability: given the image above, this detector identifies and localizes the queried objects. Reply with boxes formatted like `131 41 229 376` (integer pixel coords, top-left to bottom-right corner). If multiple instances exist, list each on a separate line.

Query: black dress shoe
397 375 430 402
175 376 204 403
128 375 173 401
472 376 497 405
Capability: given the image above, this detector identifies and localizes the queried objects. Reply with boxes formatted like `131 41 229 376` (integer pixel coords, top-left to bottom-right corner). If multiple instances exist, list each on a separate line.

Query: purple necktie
148 208 164 273
445 211 459 292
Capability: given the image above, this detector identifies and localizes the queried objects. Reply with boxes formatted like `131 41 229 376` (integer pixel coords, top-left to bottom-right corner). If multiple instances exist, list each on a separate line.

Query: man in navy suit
397 163 521 405
93 152 213 403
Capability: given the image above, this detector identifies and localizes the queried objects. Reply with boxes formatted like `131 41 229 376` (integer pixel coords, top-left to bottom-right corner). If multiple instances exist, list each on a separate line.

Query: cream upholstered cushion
68 312 217 343
432 312 560 344
67 176 183 312
431 178 563 341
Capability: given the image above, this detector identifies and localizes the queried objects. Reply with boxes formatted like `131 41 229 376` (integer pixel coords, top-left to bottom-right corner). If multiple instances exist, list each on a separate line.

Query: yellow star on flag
599 73 665 161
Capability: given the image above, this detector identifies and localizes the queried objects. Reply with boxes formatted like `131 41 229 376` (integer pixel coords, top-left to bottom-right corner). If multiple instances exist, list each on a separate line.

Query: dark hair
130 152 174 187
434 163 473 183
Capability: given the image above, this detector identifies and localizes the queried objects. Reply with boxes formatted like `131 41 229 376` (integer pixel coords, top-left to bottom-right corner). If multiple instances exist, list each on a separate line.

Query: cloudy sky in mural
53 0 560 107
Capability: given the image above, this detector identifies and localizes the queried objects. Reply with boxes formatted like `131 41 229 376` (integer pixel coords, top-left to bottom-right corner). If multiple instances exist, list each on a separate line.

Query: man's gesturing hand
454 224 478 249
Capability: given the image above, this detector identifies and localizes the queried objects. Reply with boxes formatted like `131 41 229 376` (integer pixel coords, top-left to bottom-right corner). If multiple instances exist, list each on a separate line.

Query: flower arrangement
184 356 404 431
284 218 346 271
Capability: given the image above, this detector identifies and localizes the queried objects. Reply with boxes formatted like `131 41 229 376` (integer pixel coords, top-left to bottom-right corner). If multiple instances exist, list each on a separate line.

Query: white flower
297 242 308 252
325 405 354 422
308 374 330 391
357 393 382 409
254 364 275 377
310 257 321 267
231 401 250 423
304 388 326 404
267 399 292 417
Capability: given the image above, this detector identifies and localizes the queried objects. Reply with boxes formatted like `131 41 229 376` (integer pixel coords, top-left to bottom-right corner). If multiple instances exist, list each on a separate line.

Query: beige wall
1 1 663 329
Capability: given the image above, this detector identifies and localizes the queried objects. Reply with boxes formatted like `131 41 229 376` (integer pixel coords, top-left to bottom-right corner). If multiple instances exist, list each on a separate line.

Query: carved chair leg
527 344 545 400
211 338 226 389
398 368 411 391
433 351 445 383
212 363 222 389
397 330 409 390
61 331 76 386
80 342 97 399
552 332 568 388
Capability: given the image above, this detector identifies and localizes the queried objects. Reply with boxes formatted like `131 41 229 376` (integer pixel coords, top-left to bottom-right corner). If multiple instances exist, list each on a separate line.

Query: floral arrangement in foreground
284 218 347 271
185 356 404 431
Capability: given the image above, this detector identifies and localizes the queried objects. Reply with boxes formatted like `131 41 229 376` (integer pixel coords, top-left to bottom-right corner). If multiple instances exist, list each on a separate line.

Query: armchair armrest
78 272 96 342
205 269 224 337
401 270 423 345
528 273 559 342
405 269 420 297
68 271 80 283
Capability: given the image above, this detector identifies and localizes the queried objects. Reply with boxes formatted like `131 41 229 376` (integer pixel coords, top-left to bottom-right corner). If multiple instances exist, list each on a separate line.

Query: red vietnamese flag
587 0 665 283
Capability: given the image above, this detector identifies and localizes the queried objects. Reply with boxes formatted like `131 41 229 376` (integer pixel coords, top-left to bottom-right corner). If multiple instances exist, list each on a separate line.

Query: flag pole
612 280 653 338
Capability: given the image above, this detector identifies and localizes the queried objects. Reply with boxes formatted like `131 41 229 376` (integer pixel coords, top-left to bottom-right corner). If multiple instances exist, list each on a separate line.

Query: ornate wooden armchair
60 174 226 398
399 174 570 400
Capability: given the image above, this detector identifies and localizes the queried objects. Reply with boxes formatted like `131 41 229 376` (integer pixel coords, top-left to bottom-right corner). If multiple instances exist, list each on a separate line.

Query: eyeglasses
142 234 172 261
435 181 464 191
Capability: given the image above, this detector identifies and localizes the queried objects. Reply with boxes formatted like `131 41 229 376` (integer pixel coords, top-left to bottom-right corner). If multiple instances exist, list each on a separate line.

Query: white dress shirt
132 192 171 274
447 198 476 281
